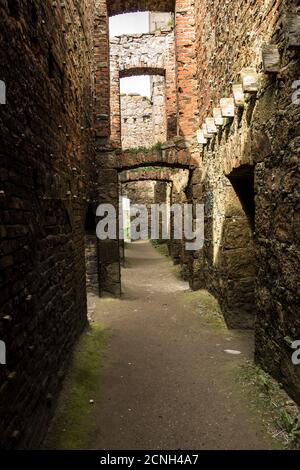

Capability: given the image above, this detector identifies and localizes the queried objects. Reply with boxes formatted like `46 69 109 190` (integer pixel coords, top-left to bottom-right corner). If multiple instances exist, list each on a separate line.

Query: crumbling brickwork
0 0 96 448
93 0 122 297
175 0 200 150
122 180 156 205
121 94 155 149
110 29 176 147
115 139 198 171
1 0 299 449
120 167 182 184
94 0 110 140
121 84 166 149
151 75 168 144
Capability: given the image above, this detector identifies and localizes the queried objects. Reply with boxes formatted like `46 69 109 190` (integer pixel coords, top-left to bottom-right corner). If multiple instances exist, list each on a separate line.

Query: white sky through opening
120 76 151 98
110 13 151 98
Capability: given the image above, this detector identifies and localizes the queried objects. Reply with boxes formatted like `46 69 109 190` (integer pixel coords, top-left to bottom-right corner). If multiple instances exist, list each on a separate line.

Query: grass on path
45 323 109 450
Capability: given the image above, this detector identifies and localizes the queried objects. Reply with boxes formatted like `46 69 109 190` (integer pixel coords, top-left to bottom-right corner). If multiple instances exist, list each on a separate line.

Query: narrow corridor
1 0 299 453
51 241 279 450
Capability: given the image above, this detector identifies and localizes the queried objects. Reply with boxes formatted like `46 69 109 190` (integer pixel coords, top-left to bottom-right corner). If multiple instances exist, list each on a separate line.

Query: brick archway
108 1 175 17
120 167 179 184
116 142 198 171
119 166 190 195
120 67 165 78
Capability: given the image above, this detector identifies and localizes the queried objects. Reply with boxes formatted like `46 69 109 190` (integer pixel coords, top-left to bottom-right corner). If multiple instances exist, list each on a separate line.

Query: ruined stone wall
121 94 154 149
151 75 167 144
110 30 176 147
175 0 200 152
118 138 199 171
193 0 300 401
120 167 180 183
121 77 166 150
0 0 96 448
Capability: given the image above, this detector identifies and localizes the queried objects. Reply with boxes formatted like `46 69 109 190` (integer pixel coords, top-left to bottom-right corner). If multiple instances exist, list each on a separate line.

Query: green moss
150 245 226 323
152 141 162 151
284 336 294 347
45 323 109 450
237 361 300 449
181 290 227 331
127 142 162 154
150 239 169 257
172 265 185 281
150 240 185 280
126 146 149 154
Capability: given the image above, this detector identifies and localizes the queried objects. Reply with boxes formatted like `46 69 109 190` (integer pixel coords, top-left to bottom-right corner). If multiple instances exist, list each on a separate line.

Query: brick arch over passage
116 142 198 171
108 1 175 16
119 167 178 184
120 167 190 200
119 167 190 202
120 67 165 78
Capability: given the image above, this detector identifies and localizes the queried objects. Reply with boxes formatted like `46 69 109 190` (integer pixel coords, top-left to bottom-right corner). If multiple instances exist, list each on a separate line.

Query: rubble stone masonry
108 1 175 17
121 94 154 149
121 83 166 150
193 0 300 402
0 0 96 448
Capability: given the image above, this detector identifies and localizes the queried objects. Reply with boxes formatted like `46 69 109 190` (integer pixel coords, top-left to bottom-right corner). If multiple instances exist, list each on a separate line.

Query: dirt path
86 241 278 450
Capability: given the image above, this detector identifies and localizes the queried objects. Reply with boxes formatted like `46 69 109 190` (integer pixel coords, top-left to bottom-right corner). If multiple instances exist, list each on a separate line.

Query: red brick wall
94 0 110 142
0 0 95 448
175 0 199 145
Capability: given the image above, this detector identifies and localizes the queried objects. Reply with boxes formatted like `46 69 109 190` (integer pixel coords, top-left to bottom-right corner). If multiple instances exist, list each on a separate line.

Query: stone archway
108 1 175 17
119 166 190 268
